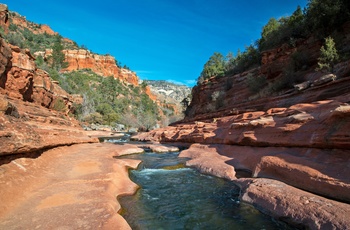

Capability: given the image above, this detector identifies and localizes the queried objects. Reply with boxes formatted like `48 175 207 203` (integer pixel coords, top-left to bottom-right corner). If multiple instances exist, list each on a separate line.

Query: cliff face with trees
0 5 178 131
186 0 350 120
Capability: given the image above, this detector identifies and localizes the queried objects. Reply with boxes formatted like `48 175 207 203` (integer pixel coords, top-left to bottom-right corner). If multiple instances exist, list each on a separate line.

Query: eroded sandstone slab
236 178 350 230
178 143 350 203
0 143 143 229
176 143 350 229
135 100 350 149
0 96 97 157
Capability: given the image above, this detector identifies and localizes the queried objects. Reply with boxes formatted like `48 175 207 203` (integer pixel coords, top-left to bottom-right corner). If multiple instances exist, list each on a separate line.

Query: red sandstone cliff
0 36 96 157
144 85 157 101
0 39 80 112
35 49 140 86
61 49 139 85
4 5 140 86
183 22 350 122
0 4 9 33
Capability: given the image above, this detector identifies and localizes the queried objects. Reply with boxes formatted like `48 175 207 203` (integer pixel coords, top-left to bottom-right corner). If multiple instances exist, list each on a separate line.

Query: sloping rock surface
236 178 350 229
0 95 96 157
0 143 143 229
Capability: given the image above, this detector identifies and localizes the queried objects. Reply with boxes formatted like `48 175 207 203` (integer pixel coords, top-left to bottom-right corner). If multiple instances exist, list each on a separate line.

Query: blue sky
2 0 307 86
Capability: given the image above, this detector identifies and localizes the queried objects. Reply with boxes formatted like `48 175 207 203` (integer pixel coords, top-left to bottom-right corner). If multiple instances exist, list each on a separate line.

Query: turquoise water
118 151 294 230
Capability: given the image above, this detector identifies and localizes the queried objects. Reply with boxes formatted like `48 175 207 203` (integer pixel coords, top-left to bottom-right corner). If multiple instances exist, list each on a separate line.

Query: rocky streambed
1 129 349 229
1 90 350 229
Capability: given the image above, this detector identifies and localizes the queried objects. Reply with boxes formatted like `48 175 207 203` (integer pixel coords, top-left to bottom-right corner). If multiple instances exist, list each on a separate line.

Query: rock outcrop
143 80 191 103
142 80 191 116
0 36 12 86
0 95 97 157
135 101 350 229
136 99 350 201
0 4 9 33
143 85 157 101
2 5 140 87
0 38 77 112
62 49 139 85
0 37 97 157
236 178 350 229
0 28 141 229
185 22 350 122
35 49 139 86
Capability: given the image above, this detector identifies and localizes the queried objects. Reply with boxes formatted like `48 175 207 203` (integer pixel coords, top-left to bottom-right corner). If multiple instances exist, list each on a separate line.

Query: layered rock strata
0 95 97 157
35 49 140 86
0 37 94 158
0 38 78 113
186 24 350 122
186 70 350 122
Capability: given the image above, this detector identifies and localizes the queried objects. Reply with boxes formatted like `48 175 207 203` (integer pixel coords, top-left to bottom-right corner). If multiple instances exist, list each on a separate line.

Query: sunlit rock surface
0 143 142 229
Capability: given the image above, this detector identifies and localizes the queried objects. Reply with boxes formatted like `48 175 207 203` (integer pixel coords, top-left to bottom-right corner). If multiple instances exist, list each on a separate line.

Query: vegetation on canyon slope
198 0 350 87
52 69 160 130
1 12 170 130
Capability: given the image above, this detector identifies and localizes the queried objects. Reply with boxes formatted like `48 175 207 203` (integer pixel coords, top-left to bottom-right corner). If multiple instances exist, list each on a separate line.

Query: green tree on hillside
261 18 280 41
288 6 304 27
198 52 225 83
258 18 280 51
51 35 68 70
288 6 305 37
258 6 306 52
225 44 260 75
305 0 350 35
316 36 339 73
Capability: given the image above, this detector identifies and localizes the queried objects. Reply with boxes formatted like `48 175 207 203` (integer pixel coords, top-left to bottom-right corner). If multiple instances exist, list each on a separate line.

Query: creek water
117 150 294 230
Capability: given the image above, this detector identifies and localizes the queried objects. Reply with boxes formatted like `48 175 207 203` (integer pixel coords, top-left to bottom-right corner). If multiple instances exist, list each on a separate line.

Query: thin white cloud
167 79 186 85
135 70 155 74
167 79 196 87
185 80 196 85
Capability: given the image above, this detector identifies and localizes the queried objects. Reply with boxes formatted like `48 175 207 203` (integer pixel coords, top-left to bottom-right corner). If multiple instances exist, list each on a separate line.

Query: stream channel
105 135 295 229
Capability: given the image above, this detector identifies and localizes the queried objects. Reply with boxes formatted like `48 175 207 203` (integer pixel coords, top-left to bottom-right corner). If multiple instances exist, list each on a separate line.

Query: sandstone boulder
148 144 179 153
179 144 236 180
235 178 350 230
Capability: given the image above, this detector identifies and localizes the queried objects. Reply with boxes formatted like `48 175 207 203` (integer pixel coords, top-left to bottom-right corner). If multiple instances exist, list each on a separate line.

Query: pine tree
316 36 339 73
51 35 68 70
198 52 225 84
